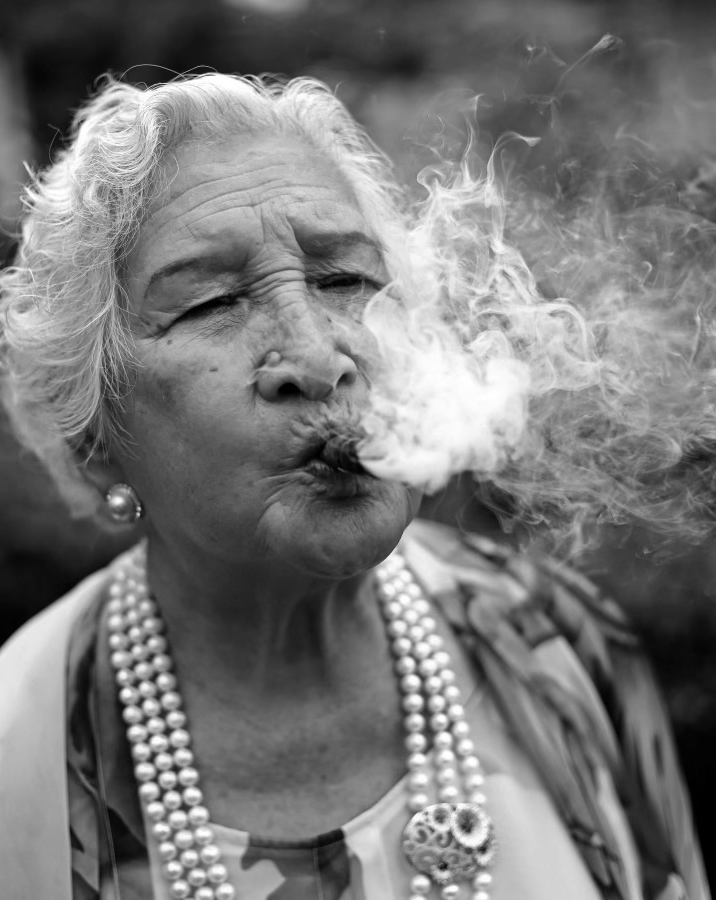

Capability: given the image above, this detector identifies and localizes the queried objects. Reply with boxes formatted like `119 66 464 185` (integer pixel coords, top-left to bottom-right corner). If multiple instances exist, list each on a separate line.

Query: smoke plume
357 36 716 556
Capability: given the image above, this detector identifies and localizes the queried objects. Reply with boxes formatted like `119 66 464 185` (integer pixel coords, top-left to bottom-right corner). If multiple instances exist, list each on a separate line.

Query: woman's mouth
301 434 373 491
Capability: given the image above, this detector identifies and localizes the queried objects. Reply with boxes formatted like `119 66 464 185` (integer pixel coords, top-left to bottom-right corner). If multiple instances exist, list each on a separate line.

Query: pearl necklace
108 544 496 900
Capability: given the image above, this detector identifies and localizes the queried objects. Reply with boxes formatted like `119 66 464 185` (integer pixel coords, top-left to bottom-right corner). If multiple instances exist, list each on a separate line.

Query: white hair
0 73 408 514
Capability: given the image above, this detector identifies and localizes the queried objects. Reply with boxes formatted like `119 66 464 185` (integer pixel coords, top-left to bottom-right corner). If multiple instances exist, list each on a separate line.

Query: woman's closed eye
178 292 246 321
316 273 384 295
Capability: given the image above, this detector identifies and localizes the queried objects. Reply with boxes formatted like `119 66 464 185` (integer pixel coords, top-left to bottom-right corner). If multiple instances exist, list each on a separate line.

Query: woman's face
114 131 420 579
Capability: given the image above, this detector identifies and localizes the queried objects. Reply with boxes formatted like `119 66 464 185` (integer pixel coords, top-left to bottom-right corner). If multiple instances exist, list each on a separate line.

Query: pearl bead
168 809 189 830
413 641 431 660
208 863 229 884
387 619 408 638
143 616 164 634
158 841 177 861
407 752 428 769
473 892 490 900
123 705 143 726
410 873 432 894
146 801 166 822
174 747 194 768
469 791 487 805
447 704 465 721
436 767 457 785
163 860 183 881
164 790 183 810
188 805 210 826
184 786 203 806
420 615 437 633
418 657 438 678
395 656 416 676
147 716 167 734
443 684 461 703
459 755 479 773
473 873 493 887
404 713 425 733
452 720 470 739
155 752 174 771
131 742 151 762
456 738 475 757
433 732 453 749
127 625 145 643
109 631 128 649
440 669 456 685
194 826 215 846
438 785 459 802
147 634 168 654
153 653 173 673
134 762 156 782
134 662 155 681
139 781 160 802
429 712 449 732
142 698 162 718
402 693 424 714
408 772 430 791
407 624 424 643
424 675 442 694
152 822 172 842
465 773 485 790
138 680 158 699
107 615 125 634
187 867 207 887
181 849 200 868
174 829 195 850
161 691 182 711
119 686 140 706
400 674 421 694
115 668 135 687
169 880 191 899
166 710 187 729
392 637 412 657
178 766 199 787
408 792 429 811
433 650 451 669
441 886 460 899
215 884 236 900
170 729 191 749
199 843 221 865
149 733 169 753
427 633 444 651
405 733 428 753
158 770 178 790
435 749 456 767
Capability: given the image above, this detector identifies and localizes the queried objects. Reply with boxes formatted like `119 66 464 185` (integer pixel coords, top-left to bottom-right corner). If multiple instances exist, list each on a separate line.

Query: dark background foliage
0 0 714 884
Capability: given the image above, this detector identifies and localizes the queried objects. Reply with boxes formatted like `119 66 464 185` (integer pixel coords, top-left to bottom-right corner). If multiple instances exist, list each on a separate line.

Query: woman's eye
319 274 381 292
179 294 244 320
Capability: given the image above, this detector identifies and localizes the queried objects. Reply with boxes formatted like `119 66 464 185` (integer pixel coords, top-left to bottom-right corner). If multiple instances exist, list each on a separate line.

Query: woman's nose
255 347 359 402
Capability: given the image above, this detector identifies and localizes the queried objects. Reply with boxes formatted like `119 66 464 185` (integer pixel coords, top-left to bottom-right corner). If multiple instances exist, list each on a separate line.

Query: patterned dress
58 520 709 899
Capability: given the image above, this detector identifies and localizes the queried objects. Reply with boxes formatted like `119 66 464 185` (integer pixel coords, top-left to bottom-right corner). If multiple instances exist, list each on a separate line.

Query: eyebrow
297 230 385 258
143 256 234 299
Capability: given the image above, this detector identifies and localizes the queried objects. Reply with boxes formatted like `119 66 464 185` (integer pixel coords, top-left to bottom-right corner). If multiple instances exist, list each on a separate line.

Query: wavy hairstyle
0 73 407 515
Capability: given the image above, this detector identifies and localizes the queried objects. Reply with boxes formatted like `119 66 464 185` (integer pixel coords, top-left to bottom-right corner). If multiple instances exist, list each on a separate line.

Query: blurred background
0 0 714 883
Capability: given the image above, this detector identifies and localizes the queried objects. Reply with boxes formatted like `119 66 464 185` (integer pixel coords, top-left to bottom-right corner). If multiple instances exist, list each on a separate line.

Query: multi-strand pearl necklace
108 544 496 900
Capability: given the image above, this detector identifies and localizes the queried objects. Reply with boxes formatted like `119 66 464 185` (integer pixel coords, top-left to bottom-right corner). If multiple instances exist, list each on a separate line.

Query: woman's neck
142 530 391 709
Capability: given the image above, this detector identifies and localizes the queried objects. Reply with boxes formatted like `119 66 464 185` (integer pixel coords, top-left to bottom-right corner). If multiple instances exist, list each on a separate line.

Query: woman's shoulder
402 517 634 644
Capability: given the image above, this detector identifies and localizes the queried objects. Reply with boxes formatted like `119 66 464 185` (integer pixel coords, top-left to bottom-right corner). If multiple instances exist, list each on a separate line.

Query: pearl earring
105 483 144 524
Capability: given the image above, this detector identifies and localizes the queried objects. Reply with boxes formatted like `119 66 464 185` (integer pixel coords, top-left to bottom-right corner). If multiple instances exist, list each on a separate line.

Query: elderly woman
0 74 708 900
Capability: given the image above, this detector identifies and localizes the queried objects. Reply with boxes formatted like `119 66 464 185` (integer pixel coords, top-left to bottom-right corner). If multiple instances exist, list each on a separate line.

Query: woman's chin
268 484 420 579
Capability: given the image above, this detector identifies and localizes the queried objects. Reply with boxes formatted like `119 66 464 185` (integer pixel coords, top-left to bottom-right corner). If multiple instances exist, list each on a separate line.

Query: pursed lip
296 423 370 476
